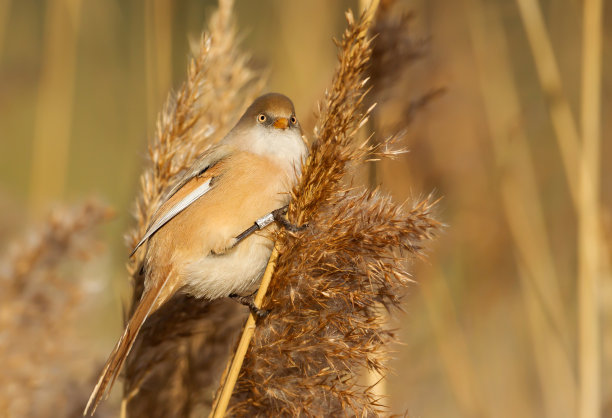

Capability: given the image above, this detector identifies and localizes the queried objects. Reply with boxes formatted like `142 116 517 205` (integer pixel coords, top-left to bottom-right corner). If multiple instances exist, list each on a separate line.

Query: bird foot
229 293 269 318
271 206 308 233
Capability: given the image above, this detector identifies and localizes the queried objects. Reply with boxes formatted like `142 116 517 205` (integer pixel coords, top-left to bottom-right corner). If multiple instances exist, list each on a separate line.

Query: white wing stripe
130 178 213 256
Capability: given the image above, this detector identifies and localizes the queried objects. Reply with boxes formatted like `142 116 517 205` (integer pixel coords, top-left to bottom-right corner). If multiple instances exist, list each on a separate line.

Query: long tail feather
84 277 171 416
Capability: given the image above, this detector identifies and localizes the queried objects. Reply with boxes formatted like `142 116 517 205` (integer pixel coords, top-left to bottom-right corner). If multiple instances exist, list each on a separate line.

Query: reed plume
0 201 113 418
226 8 440 416
120 1 264 416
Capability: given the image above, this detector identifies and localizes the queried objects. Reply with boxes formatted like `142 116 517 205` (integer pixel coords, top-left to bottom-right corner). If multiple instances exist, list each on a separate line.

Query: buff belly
180 231 274 300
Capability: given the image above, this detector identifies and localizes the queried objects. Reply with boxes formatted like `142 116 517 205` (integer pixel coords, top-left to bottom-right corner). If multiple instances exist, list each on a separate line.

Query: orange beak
273 117 289 130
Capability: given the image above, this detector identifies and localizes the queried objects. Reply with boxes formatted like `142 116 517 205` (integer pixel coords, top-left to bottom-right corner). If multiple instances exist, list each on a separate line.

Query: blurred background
0 0 610 417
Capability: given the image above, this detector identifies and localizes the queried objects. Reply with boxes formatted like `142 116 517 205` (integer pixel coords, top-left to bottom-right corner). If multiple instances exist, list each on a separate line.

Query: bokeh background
0 0 610 417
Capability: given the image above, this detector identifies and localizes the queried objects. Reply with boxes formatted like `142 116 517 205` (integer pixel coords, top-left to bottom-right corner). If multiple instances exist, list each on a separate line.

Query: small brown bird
85 93 308 415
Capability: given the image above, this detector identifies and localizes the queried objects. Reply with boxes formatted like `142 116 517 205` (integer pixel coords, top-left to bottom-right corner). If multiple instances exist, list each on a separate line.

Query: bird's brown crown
241 93 296 120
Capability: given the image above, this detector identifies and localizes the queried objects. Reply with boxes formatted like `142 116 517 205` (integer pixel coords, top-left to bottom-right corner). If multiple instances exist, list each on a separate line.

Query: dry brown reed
225 8 440 416
514 0 580 208
121 1 264 415
0 201 113 417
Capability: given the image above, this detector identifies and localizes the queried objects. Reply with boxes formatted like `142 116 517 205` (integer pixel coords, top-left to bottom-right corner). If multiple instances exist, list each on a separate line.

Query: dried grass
121 1 263 415
0 201 113 417
226 8 440 416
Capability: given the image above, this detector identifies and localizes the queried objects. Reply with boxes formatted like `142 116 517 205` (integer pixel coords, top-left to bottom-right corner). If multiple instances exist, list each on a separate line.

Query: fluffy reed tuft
0 201 113 417
227 9 440 416
288 9 377 226
122 1 263 415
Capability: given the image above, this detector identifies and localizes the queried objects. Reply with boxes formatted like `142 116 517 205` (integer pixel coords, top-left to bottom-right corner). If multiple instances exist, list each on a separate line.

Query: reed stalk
209 247 279 418
514 0 580 209
577 0 603 416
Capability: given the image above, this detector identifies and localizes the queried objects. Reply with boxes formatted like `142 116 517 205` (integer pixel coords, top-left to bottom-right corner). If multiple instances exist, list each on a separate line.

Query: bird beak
273 117 289 130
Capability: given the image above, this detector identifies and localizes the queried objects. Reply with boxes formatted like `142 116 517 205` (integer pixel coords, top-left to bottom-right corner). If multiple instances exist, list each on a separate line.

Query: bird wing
162 144 231 202
130 178 213 256
130 145 232 257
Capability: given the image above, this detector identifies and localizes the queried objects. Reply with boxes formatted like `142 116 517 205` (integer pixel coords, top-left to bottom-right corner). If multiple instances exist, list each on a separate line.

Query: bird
84 93 308 415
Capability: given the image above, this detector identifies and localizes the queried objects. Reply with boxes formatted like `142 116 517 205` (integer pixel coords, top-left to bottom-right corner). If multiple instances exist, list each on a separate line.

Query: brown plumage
84 93 307 415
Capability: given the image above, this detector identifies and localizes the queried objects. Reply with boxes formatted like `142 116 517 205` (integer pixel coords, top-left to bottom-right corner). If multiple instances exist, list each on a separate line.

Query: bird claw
229 293 269 317
271 206 307 232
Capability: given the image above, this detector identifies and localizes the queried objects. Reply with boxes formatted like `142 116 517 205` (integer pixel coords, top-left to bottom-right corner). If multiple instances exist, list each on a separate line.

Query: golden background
0 0 610 416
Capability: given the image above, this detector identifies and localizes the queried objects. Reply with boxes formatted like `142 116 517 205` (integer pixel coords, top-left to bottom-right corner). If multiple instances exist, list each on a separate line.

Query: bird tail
84 273 173 416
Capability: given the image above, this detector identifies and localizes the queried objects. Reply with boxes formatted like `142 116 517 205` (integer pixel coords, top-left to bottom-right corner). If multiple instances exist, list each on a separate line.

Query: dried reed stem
514 0 580 208
578 0 603 416
209 247 279 418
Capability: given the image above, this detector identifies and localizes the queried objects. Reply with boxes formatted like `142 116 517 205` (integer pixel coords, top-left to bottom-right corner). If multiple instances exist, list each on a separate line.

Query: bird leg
210 237 238 256
232 205 307 248
229 293 269 318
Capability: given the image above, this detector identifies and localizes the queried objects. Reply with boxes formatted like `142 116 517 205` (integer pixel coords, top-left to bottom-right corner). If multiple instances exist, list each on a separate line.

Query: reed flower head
227 8 440 416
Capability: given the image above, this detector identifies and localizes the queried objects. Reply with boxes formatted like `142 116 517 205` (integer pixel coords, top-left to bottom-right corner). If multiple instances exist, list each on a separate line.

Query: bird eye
257 114 267 123
290 116 297 125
